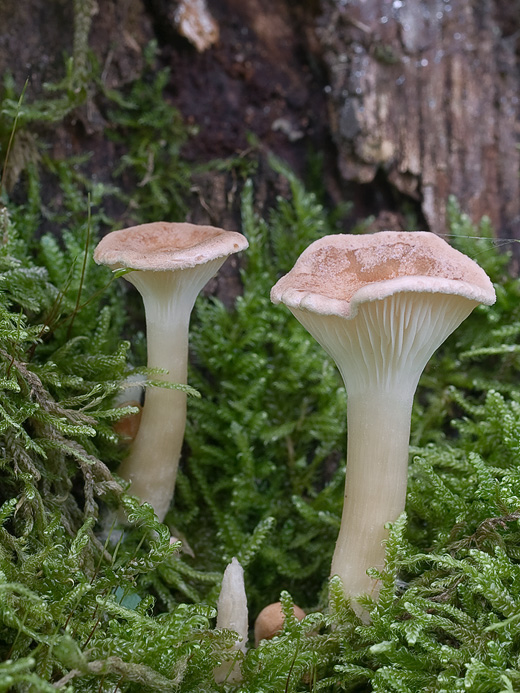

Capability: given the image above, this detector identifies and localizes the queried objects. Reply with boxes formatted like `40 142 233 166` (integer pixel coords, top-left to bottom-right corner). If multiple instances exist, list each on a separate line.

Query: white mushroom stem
331 391 412 599
118 260 224 522
291 292 478 608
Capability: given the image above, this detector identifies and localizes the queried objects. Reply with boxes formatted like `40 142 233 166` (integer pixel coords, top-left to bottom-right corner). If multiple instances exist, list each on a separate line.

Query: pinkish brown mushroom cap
94 221 248 271
271 231 495 318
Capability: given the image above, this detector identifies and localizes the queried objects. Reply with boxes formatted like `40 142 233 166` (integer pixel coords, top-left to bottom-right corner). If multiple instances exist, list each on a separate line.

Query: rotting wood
316 0 520 238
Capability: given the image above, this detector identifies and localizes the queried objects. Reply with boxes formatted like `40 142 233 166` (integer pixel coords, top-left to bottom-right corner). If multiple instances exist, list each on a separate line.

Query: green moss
3 153 520 689
105 42 194 225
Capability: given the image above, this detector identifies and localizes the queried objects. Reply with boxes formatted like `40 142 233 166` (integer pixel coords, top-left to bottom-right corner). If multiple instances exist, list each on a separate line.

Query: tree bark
1 0 519 244
316 0 520 238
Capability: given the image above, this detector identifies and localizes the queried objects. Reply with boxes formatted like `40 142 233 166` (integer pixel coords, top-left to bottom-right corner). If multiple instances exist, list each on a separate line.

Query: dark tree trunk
1 0 519 243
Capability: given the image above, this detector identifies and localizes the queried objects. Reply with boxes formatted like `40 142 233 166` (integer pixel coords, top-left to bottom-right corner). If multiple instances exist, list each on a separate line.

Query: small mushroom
94 222 248 521
214 557 248 683
254 601 306 646
112 373 146 442
113 400 143 441
271 231 495 614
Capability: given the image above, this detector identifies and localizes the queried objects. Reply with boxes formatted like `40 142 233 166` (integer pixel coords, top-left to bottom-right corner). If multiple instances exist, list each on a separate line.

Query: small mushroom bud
254 601 306 646
214 557 248 683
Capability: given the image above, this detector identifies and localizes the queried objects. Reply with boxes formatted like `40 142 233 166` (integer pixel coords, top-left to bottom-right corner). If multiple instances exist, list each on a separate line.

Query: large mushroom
94 222 248 522
271 231 495 613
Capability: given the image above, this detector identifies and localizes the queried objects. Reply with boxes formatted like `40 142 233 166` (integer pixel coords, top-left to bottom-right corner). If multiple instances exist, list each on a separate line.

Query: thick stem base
330 391 412 611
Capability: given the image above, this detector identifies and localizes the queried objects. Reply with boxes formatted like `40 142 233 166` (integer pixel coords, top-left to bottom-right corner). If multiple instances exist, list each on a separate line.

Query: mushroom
271 231 495 613
254 601 306 646
94 222 248 521
113 400 143 441
214 557 248 683
112 373 146 442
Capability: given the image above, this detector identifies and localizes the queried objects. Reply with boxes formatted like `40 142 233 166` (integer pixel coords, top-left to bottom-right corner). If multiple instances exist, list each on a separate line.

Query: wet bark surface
1 0 519 246
0 0 153 103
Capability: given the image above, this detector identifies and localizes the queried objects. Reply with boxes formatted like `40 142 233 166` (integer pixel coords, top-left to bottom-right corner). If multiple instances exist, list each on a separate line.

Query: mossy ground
1 30 520 693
